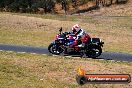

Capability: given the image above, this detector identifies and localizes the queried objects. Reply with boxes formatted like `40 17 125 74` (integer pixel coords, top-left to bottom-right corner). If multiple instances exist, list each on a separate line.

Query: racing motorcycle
48 27 104 58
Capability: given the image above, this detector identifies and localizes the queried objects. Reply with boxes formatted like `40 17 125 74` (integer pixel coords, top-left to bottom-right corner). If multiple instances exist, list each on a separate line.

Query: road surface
0 44 131 62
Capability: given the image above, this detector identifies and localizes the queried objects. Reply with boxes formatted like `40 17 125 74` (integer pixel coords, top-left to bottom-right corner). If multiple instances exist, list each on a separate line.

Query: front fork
54 42 67 52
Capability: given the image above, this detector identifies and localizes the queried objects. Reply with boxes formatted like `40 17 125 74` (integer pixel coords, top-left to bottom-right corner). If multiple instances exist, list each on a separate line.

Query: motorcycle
48 27 104 58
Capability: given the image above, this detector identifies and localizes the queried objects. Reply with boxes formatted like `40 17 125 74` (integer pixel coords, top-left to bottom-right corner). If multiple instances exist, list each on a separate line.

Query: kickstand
80 51 86 58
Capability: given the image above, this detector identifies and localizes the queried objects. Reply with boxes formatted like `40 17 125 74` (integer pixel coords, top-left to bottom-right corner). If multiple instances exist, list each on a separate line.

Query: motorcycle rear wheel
85 45 102 58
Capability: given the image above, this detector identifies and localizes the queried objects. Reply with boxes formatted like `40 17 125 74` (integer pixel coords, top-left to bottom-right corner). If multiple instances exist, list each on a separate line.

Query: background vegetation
0 0 128 14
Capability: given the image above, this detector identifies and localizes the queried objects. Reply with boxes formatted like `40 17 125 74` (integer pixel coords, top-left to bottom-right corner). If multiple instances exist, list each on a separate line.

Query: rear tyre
86 45 102 58
48 43 64 55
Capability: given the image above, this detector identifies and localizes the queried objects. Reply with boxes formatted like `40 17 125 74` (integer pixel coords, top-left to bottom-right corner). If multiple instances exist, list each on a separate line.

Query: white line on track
0 49 131 63
0 50 3 51
6 51 14 53
30 53 37 55
17 52 26 54
42 54 46 56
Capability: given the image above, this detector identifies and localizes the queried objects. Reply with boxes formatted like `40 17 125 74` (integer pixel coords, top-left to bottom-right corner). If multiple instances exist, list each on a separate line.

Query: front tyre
48 43 64 55
86 45 102 58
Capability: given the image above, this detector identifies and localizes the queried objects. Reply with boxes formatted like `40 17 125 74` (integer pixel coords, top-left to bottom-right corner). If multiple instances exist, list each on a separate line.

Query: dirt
86 3 132 16
54 1 132 16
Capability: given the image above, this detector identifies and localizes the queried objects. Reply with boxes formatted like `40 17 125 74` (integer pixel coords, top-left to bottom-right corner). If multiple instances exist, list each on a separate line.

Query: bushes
8 1 19 12
0 0 95 14
0 0 56 13
0 0 4 8
0 0 76 13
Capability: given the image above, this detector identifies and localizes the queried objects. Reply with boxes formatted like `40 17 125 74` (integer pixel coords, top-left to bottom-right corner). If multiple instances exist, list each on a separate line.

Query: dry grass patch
0 51 132 88
0 13 132 53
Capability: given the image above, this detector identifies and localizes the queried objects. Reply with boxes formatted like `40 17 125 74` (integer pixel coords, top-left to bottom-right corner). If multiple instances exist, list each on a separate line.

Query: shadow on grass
61 52 111 60
116 0 128 4
71 5 100 15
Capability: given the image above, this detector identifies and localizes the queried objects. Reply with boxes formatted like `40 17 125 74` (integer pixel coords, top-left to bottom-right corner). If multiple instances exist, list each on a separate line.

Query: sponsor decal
76 67 131 85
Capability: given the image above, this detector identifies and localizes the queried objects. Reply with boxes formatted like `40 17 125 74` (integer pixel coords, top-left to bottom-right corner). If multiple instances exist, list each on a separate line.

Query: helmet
72 24 80 33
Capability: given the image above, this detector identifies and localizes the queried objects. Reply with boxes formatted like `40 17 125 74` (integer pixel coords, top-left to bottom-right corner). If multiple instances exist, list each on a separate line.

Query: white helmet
72 24 80 33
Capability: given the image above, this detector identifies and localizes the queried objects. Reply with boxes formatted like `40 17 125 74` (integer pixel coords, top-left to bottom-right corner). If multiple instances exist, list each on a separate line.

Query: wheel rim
50 45 63 54
93 48 100 56
87 48 101 58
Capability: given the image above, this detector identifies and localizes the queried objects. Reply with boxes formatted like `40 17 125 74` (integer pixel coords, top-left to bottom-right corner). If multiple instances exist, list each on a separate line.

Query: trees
0 0 56 13
116 0 128 4
0 0 4 8
32 0 55 13
61 0 67 14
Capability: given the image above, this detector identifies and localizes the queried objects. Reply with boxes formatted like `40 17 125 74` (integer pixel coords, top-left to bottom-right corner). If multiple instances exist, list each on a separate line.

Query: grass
0 12 132 53
3 12 83 21
0 51 132 88
0 3 132 88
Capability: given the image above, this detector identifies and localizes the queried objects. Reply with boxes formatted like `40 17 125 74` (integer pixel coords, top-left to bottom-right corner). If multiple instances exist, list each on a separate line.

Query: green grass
0 51 132 88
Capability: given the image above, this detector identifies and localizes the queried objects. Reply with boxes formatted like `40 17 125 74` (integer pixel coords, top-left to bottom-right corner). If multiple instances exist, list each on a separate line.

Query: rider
68 24 90 48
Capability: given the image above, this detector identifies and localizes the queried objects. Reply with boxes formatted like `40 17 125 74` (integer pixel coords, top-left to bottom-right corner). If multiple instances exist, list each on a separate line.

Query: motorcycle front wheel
48 43 64 55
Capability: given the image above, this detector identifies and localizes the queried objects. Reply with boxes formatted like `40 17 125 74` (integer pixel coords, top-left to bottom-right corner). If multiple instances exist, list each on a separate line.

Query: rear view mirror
59 27 62 32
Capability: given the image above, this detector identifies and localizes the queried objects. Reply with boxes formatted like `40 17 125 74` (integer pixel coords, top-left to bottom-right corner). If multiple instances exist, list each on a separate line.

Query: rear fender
97 42 104 47
90 38 104 47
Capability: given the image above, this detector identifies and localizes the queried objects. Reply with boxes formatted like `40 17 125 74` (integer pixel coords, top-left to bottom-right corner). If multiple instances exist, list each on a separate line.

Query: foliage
0 0 128 13
0 0 56 13
0 0 93 13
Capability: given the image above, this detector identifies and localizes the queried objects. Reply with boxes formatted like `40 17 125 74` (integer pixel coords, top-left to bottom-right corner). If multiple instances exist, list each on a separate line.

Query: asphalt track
0 44 131 62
